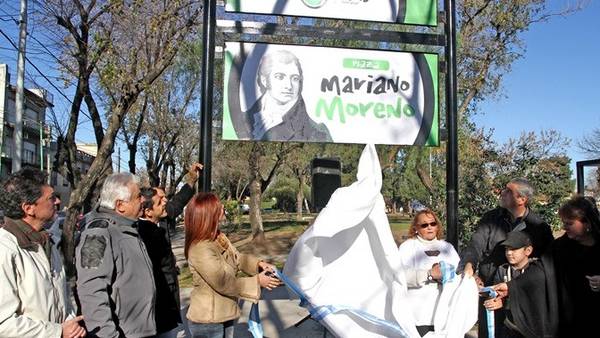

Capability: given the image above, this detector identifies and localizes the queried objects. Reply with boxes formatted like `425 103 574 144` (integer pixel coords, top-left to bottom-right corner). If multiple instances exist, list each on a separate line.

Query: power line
1 22 137 161
0 27 100 126
0 28 72 103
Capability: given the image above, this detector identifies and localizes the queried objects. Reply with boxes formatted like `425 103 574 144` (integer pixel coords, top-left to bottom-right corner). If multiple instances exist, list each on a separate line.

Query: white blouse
397 236 460 325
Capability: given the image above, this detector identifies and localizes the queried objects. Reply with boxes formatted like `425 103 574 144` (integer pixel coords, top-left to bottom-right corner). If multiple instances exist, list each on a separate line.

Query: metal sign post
444 0 459 249
199 0 217 192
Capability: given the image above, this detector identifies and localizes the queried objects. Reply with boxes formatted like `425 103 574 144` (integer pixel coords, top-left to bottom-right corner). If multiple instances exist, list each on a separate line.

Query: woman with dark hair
398 209 460 336
493 196 600 337
184 193 280 338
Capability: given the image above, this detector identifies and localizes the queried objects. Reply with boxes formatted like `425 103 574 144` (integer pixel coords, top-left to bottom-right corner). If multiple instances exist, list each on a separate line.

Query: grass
178 213 414 288
179 265 193 288
390 221 411 231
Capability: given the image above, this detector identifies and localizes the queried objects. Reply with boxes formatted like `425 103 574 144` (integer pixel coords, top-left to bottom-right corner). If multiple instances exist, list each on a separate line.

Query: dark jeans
188 320 234 338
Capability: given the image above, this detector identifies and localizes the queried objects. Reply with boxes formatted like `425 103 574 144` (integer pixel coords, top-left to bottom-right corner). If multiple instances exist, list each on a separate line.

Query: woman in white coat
398 209 460 337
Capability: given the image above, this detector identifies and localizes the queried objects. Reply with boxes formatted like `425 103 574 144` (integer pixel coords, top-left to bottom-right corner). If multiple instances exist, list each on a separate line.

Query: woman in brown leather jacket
184 193 280 338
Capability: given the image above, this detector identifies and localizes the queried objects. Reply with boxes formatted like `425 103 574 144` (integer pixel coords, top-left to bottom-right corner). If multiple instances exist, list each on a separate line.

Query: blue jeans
188 320 234 338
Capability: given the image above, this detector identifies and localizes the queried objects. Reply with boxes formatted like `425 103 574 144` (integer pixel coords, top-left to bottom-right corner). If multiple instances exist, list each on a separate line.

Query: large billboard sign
225 0 437 26
222 42 438 146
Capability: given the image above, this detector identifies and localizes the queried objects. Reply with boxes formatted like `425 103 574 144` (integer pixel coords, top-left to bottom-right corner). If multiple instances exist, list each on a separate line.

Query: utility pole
46 125 51 184
13 0 28 173
0 64 8 175
39 121 43 170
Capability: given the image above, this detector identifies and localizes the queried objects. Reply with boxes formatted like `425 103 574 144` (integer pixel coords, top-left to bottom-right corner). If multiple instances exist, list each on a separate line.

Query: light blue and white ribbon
248 302 264 338
479 286 498 338
439 261 457 285
274 269 412 338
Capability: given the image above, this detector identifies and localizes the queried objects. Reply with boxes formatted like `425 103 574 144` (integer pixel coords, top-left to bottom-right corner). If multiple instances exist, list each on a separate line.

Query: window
23 141 36 164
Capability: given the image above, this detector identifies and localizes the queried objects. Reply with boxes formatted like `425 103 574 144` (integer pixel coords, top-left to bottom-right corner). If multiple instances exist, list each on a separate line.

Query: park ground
171 213 480 337
178 213 413 287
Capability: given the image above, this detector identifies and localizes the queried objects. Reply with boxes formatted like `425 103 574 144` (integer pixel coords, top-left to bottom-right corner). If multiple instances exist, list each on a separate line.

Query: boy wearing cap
484 231 535 338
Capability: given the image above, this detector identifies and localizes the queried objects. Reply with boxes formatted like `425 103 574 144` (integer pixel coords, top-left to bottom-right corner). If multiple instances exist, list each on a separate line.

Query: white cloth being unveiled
283 144 420 337
283 144 478 338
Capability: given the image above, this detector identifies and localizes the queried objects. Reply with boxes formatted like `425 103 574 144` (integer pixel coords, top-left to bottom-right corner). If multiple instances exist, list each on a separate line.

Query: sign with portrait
225 0 437 26
222 42 439 146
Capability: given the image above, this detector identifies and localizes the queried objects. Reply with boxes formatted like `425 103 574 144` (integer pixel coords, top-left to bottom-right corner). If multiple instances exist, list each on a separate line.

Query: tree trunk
128 144 137 174
62 158 112 276
249 148 264 242
249 177 264 242
296 174 304 221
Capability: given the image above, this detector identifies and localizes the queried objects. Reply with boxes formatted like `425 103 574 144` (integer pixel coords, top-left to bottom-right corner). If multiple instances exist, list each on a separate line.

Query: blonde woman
398 209 460 336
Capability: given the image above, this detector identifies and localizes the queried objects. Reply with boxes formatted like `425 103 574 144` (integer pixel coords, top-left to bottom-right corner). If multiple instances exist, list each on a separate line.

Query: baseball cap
502 231 532 249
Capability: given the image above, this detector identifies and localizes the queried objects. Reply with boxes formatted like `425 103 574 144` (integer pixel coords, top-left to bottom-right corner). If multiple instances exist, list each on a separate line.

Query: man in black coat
459 177 554 338
138 163 202 337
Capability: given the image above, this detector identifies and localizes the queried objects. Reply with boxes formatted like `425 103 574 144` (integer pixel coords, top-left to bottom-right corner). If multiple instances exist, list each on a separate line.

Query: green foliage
382 148 430 209
458 129 573 243
222 199 241 223
530 156 573 229
265 177 298 212
458 127 500 246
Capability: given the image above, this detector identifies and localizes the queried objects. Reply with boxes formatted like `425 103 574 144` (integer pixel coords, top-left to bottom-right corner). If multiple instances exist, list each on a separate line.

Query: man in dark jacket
138 163 202 337
76 172 156 338
459 177 554 338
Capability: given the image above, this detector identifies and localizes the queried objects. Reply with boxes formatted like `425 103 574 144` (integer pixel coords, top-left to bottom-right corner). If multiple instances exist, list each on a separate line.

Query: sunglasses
419 221 438 229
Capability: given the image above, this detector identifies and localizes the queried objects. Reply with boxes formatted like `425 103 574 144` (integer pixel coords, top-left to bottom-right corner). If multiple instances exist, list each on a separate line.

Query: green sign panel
226 0 437 26
222 42 439 146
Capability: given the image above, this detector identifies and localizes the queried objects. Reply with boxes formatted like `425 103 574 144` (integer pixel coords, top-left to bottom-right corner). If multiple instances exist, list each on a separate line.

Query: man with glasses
137 163 203 338
0 168 86 337
76 172 156 337
458 178 553 338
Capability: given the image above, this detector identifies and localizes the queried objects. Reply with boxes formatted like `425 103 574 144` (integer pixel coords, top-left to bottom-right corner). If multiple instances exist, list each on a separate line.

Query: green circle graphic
302 0 327 9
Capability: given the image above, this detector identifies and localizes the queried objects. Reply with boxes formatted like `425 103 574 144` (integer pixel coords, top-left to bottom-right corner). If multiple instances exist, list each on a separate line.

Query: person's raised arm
166 163 203 218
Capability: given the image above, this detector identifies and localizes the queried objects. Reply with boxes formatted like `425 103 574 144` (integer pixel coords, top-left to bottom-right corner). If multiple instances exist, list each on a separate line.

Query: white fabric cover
284 144 419 338
424 276 479 338
283 144 478 338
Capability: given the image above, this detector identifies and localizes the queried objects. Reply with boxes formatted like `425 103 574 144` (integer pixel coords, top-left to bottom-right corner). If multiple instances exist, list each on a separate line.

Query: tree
283 143 323 220
578 128 600 159
132 42 202 186
37 0 202 273
247 143 300 242
212 141 252 203
457 125 502 245
496 130 573 228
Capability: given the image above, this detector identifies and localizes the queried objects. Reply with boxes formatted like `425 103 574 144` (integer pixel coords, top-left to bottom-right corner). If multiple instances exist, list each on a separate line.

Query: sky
472 0 600 180
1 0 599 178
0 0 126 169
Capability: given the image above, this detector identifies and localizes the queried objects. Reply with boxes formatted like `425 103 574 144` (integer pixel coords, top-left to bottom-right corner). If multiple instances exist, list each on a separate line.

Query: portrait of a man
240 50 332 142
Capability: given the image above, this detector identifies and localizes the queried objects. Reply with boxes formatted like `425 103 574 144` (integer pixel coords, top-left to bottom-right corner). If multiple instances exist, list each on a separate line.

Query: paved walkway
171 226 330 337
170 226 476 337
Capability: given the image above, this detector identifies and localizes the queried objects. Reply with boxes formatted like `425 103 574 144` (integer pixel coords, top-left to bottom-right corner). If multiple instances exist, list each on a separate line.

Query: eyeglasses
419 221 438 228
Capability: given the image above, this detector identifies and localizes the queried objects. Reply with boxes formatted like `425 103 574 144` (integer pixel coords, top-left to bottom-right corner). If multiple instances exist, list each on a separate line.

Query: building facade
0 64 52 177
